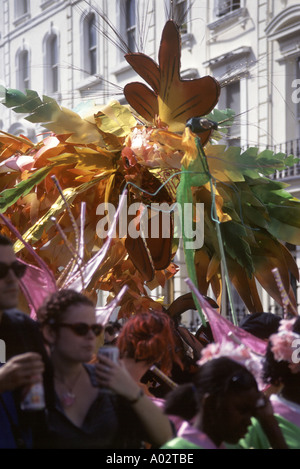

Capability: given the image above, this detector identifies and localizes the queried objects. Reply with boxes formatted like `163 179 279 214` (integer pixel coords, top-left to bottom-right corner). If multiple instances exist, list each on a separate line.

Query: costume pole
195 137 238 325
212 192 238 325
272 267 298 317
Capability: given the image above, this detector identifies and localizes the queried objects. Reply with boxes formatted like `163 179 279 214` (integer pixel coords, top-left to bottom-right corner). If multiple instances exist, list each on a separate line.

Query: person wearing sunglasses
161 357 287 449
39 289 173 449
0 234 54 449
104 321 122 346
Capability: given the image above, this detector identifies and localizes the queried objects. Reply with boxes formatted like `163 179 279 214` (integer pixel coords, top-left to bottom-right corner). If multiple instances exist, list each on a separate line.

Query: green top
161 437 203 450
162 413 300 450
226 415 300 450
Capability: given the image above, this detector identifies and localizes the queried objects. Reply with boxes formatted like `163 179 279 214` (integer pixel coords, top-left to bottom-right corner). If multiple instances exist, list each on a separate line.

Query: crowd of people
0 233 299 449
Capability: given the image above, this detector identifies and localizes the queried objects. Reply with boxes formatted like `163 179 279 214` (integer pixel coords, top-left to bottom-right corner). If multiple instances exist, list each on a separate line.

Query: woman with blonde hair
39 289 174 449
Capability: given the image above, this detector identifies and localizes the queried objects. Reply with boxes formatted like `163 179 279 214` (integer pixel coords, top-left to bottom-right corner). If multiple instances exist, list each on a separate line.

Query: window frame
217 78 241 147
87 14 97 76
82 12 98 77
215 0 241 18
265 5 300 143
125 0 136 52
43 30 60 96
17 49 30 93
15 0 29 18
49 35 59 93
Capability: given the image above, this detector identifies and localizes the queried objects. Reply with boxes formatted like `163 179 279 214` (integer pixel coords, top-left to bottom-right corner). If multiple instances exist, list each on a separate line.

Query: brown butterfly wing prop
158 21 220 131
125 208 173 282
124 20 220 145
125 53 160 93
138 166 174 273
123 82 158 123
123 162 175 281
125 229 155 282
145 208 174 271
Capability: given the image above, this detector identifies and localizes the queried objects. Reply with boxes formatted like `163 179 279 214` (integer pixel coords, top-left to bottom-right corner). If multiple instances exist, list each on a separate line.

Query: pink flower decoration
197 339 265 389
126 127 183 169
0 154 35 173
270 318 300 364
278 318 297 333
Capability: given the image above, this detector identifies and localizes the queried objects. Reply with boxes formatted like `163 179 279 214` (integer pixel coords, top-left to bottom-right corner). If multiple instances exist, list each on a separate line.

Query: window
174 0 188 34
126 0 136 52
215 0 240 18
15 0 29 18
265 5 300 144
219 80 241 147
82 13 97 76
226 81 240 146
49 35 59 93
18 50 30 92
44 33 59 94
88 14 97 76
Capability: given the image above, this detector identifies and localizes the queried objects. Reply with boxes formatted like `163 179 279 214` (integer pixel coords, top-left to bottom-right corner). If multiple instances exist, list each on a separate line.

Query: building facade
0 0 299 325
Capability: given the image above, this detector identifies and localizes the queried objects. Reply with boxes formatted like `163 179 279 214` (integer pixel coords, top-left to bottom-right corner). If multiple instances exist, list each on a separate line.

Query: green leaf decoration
4 89 42 112
220 221 254 277
205 144 298 182
248 177 300 203
0 166 52 213
3 88 102 145
205 108 236 139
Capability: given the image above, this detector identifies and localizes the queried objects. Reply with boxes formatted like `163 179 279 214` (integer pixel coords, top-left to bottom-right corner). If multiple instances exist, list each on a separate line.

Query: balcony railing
271 138 300 180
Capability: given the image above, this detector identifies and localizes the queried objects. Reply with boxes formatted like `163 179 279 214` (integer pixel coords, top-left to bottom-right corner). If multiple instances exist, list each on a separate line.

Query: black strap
0 395 27 449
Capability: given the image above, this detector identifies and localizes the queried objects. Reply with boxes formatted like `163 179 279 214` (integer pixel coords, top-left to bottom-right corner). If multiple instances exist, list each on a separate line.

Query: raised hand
0 352 45 393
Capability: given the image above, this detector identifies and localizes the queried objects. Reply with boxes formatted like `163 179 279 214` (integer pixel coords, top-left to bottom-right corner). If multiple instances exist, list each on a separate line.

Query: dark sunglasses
58 322 103 337
0 261 27 279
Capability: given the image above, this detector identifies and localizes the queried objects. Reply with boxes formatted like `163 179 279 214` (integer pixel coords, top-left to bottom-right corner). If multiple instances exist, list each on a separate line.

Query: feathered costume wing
0 20 299 320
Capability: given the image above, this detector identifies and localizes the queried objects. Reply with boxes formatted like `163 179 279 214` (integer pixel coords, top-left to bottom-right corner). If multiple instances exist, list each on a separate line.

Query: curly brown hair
38 289 95 326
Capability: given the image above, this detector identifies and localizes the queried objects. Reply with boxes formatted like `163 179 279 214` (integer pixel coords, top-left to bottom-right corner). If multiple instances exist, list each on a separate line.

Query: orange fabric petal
124 20 220 140
123 82 158 123
125 54 160 93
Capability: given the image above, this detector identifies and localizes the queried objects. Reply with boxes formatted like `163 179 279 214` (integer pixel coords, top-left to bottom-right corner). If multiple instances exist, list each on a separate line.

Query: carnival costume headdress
0 19 299 326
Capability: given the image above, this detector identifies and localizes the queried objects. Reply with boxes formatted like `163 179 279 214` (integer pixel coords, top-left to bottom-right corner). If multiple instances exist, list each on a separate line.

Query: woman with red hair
117 311 183 396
